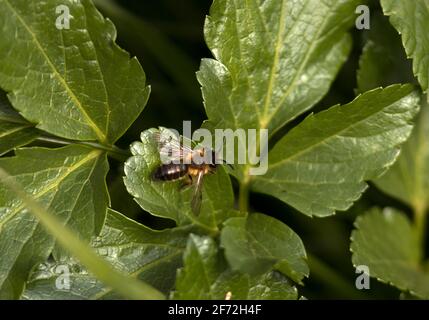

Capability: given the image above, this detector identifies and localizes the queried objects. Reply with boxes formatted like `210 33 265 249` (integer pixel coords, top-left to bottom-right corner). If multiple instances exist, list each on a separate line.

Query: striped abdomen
152 164 189 181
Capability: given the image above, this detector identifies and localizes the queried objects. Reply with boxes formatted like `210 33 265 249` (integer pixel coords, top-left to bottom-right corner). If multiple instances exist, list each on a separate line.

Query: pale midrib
260 0 287 126
229 0 254 128
0 125 31 139
4 0 107 143
80 8 111 136
0 150 101 230
261 1 333 129
266 95 411 170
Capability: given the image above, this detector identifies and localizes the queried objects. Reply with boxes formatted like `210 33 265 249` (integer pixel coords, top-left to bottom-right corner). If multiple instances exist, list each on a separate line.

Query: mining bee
151 131 224 215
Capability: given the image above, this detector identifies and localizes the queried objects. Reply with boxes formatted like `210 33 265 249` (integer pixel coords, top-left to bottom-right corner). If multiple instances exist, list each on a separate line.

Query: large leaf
174 234 298 300
200 0 359 134
0 145 108 298
0 0 149 143
220 213 308 284
124 128 237 232
199 0 360 181
351 208 429 299
0 90 38 156
22 209 191 299
252 85 420 217
381 0 429 94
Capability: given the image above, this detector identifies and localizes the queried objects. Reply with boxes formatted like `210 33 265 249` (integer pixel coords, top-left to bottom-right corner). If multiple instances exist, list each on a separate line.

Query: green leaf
199 0 360 181
381 0 429 94
0 168 164 300
0 0 149 143
200 0 358 135
0 90 38 156
375 99 429 215
356 12 416 93
123 128 237 232
174 234 298 300
220 213 308 284
22 209 190 299
0 145 108 298
351 207 429 299
252 85 420 217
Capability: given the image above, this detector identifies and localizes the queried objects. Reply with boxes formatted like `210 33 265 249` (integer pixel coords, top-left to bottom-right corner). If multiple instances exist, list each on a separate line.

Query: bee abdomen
152 164 188 181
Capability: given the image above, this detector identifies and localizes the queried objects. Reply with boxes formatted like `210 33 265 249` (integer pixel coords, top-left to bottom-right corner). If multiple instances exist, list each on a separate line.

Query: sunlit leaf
199 0 360 181
0 0 149 143
252 85 420 217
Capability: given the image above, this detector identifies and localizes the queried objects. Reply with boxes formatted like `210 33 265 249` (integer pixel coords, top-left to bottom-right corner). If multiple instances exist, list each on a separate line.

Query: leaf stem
36 135 130 162
307 253 368 299
414 203 427 258
239 177 250 215
0 167 165 300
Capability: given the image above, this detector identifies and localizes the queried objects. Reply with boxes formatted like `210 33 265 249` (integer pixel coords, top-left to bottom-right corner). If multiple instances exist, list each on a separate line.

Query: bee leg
179 174 193 190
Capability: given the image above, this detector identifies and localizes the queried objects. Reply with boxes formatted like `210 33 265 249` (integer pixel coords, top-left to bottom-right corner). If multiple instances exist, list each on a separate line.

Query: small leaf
0 90 38 156
351 207 429 299
123 128 237 231
0 0 149 143
381 0 429 94
220 213 308 284
252 85 420 217
174 234 298 300
356 12 416 93
23 209 191 299
0 145 108 298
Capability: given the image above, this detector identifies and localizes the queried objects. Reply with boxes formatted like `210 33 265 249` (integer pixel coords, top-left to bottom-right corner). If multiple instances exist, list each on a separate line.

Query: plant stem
414 203 427 258
307 253 368 299
36 135 130 162
239 178 250 215
0 167 165 300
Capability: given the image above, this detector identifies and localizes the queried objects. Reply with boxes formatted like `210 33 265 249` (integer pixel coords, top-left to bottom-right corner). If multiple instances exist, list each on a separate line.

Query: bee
151 131 221 215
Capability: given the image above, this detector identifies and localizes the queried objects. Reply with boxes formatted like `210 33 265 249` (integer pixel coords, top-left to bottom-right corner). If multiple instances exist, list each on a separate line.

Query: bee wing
191 170 204 216
153 131 194 162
